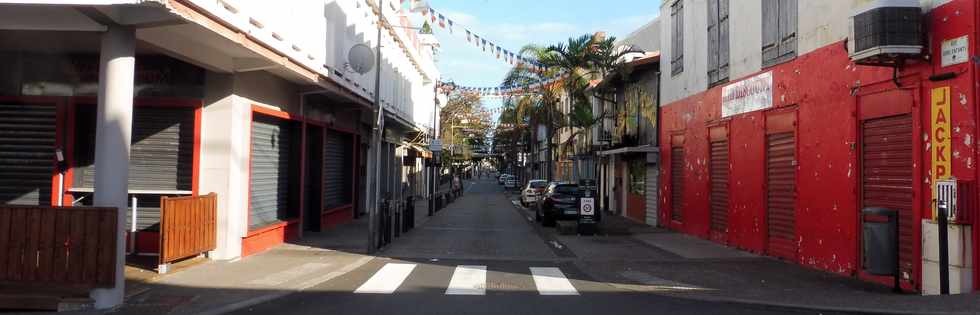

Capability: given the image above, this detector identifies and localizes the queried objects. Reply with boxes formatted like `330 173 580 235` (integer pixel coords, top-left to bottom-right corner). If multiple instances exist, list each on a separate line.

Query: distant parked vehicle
535 182 580 227
504 177 518 190
521 180 548 207
498 174 511 185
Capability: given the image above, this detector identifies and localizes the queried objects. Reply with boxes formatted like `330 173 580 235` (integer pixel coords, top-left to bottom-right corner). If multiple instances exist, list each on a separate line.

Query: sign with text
580 197 595 216
722 71 773 118
941 35 969 67
931 87 951 187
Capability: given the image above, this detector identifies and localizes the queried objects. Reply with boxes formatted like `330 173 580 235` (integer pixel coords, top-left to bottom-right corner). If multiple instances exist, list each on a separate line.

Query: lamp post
367 0 386 255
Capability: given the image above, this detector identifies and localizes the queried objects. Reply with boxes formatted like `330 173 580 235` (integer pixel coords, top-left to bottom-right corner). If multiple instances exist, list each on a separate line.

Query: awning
597 145 660 156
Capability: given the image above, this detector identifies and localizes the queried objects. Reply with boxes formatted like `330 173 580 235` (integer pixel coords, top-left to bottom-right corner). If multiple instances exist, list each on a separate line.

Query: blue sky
407 0 661 111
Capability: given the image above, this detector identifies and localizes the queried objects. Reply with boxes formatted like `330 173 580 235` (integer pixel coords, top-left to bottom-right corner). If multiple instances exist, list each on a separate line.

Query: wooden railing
0 206 117 288
159 193 217 271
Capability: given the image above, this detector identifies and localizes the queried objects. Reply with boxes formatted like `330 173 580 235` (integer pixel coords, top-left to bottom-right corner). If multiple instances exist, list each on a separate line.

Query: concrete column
89 25 135 309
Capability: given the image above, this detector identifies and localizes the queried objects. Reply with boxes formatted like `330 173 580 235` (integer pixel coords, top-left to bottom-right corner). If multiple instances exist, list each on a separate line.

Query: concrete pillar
90 25 135 309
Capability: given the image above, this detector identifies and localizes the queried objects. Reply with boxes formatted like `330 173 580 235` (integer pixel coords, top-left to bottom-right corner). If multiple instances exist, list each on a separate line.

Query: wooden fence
159 193 217 269
0 206 117 288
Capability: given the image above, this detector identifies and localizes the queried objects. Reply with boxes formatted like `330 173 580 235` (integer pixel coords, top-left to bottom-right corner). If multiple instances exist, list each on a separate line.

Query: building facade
658 0 977 293
0 0 439 307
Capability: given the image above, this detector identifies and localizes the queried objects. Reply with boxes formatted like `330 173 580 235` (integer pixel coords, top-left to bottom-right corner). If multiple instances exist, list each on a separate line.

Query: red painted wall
659 0 978 291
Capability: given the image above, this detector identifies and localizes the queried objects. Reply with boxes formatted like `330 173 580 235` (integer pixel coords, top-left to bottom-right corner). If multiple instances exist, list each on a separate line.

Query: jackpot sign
722 71 773 118
932 87 951 184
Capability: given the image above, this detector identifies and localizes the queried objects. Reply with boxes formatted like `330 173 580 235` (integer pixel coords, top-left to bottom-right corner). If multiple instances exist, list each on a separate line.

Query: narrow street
228 179 839 315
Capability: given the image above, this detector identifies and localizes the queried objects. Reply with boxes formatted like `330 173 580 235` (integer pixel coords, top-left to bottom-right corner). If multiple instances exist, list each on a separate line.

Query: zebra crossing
353 263 581 296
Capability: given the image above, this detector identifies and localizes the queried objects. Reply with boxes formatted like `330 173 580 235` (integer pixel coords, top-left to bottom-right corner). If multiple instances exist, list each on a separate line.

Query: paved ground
226 180 846 315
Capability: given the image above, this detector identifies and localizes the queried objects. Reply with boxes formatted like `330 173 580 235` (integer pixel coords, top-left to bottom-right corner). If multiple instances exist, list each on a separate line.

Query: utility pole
367 0 385 254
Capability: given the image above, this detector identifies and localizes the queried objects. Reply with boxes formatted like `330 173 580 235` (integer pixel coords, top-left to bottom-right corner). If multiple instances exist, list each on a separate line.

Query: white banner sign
722 71 773 118
941 35 969 67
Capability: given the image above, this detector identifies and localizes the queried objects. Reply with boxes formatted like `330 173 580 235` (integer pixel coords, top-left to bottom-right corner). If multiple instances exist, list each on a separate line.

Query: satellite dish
347 44 375 75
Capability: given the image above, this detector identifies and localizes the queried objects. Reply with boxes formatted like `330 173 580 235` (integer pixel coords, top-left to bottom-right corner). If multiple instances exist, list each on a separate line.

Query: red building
658 0 977 293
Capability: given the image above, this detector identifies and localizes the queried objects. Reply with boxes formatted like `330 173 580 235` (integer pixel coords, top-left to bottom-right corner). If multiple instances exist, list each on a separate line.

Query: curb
195 255 375 315
644 290 970 315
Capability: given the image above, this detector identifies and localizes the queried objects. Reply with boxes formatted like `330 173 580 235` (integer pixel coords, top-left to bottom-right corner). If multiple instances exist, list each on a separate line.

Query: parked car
521 179 548 207
535 182 580 227
504 177 518 190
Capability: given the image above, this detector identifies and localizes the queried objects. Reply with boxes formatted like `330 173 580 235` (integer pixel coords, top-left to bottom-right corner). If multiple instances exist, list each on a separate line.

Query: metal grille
935 179 956 220
644 163 659 226
766 131 796 260
710 139 730 233
670 147 684 222
323 130 353 210
861 114 914 279
0 103 55 205
250 115 294 229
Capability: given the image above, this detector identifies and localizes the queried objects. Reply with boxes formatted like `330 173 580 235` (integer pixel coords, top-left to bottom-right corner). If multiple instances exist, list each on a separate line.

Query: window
762 0 797 67
707 0 730 85
670 0 684 76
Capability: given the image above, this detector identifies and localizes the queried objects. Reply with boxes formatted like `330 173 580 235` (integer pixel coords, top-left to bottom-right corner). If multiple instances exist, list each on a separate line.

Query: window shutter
671 1 684 75
707 0 719 84
761 0 779 66
718 0 730 80
779 0 798 60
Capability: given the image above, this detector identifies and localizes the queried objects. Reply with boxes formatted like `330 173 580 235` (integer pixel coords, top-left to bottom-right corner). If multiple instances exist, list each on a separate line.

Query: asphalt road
229 179 848 315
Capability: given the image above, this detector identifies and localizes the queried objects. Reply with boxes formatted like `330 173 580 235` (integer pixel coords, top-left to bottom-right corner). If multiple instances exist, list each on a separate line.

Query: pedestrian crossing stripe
354 263 580 295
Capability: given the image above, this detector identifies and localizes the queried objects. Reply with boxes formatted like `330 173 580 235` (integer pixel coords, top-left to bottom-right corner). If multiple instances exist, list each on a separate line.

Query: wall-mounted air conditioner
848 0 923 66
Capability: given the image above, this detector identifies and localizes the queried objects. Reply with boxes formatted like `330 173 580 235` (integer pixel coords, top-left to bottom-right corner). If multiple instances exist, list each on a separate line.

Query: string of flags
405 0 548 73
447 75 564 98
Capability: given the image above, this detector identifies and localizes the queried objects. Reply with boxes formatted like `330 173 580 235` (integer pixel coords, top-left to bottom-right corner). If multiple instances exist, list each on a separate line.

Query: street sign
430 139 443 152
580 197 595 216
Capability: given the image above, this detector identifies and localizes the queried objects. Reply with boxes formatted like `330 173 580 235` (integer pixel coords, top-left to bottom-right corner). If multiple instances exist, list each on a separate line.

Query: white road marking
445 265 487 295
530 267 579 295
354 263 417 294
247 263 331 286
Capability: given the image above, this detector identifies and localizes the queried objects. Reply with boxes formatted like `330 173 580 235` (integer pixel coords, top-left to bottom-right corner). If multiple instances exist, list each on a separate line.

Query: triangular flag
430 9 436 22
466 30 471 42
438 14 445 28
448 20 454 33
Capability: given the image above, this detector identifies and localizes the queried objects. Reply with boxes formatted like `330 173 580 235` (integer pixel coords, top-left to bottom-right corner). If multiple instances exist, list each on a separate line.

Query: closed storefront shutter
323 130 353 210
645 161 659 226
766 131 797 260
710 137 730 234
0 103 56 205
250 114 294 229
862 114 914 279
670 146 685 222
74 106 195 191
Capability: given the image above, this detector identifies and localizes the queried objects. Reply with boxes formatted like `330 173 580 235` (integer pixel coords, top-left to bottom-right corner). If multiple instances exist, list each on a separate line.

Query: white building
0 0 439 308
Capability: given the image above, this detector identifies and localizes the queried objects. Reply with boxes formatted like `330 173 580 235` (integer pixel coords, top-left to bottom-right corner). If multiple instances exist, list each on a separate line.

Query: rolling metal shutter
710 138 730 233
250 115 293 229
644 161 659 226
670 147 684 222
75 107 195 190
862 114 914 280
0 103 56 205
323 130 353 210
766 131 797 260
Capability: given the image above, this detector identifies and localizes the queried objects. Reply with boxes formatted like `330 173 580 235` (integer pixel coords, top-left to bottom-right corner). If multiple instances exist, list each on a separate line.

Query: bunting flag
413 5 538 70
438 14 445 28
466 30 471 42
448 20 454 33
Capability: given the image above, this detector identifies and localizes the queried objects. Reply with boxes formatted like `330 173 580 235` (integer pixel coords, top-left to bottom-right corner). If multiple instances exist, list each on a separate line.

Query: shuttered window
862 114 914 280
707 0 730 86
0 103 56 205
323 129 353 210
762 0 797 67
670 0 684 76
250 114 298 230
766 131 797 260
709 135 729 234
670 146 685 222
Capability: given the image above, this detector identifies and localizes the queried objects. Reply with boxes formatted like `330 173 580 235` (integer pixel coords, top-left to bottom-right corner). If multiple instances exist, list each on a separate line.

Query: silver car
521 180 548 206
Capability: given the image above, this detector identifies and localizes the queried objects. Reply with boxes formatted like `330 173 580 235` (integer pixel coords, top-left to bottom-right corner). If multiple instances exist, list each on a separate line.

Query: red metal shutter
766 131 797 260
862 114 914 281
671 146 685 222
709 137 729 234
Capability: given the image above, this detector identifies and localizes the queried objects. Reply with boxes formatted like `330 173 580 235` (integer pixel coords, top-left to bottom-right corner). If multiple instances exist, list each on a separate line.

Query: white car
521 180 548 206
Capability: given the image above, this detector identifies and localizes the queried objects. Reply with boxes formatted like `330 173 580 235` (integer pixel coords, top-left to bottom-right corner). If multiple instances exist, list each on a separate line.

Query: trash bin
862 207 898 276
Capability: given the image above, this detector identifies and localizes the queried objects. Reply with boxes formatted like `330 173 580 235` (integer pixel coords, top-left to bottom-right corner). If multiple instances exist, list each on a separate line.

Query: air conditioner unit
848 0 923 66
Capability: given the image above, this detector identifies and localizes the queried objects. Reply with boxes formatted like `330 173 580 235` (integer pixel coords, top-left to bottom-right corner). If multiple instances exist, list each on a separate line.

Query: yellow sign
931 87 952 219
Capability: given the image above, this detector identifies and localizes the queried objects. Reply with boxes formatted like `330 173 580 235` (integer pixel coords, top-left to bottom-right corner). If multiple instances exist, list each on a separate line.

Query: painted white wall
659 0 708 105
